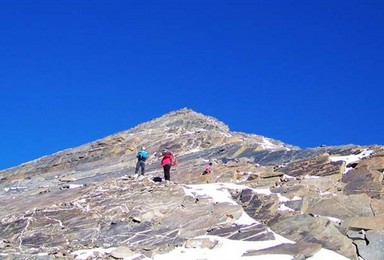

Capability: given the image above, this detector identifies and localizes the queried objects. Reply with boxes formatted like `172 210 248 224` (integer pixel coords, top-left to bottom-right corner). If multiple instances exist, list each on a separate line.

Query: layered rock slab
268 214 358 259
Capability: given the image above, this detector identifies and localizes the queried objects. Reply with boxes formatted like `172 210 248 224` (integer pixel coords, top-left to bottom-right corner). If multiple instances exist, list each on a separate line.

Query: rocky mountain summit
1 108 384 260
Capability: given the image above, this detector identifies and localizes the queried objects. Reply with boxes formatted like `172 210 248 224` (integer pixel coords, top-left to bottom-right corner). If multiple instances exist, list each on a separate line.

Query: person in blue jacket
135 146 148 176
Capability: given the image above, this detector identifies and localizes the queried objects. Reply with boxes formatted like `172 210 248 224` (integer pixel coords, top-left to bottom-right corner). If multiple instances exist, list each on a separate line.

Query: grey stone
243 241 322 258
110 246 136 259
307 193 378 220
355 230 384 260
207 223 275 241
185 238 219 249
347 230 366 240
268 214 358 259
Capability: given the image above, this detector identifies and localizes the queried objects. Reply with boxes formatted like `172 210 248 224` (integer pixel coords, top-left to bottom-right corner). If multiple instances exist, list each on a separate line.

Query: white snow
282 174 296 180
154 235 293 260
308 248 349 260
69 184 84 189
260 137 282 150
235 211 259 225
71 247 116 260
183 183 244 205
303 175 320 179
326 216 342 225
330 149 373 173
178 183 349 260
278 204 295 212
153 234 349 260
187 147 202 153
320 191 336 197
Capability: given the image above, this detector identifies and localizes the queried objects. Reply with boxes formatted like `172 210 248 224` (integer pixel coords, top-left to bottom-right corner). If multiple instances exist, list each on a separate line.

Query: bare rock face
342 165 384 198
279 153 345 178
1 108 384 259
268 214 358 260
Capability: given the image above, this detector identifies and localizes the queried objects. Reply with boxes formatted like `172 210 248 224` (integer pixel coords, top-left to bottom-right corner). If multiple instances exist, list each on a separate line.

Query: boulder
307 193 383 220
342 165 383 198
280 154 345 178
243 241 322 258
354 230 384 260
342 214 384 231
109 246 136 259
356 152 384 172
268 214 358 259
185 237 219 249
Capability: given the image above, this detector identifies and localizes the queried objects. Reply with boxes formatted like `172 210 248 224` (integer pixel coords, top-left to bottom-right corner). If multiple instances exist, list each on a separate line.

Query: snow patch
260 137 281 150
187 148 202 153
278 204 295 212
69 184 84 189
282 174 296 180
326 216 342 225
71 247 116 260
330 149 373 173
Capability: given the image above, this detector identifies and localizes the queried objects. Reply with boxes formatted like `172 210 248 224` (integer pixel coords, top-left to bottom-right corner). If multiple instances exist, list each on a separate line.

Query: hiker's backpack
138 150 148 161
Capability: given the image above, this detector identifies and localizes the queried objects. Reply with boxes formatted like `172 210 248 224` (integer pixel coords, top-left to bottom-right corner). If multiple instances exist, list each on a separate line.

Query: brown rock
307 193 376 220
280 154 345 178
342 214 384 230
342 165 383 198
243 241 322 258
258 168 284 178
110 246 136 259
356 152 384 172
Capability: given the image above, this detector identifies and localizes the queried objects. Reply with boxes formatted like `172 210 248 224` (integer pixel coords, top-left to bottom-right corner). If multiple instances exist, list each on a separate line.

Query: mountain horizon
2 108 298 171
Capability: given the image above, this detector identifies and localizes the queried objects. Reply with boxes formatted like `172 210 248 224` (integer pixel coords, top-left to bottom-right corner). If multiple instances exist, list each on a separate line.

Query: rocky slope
1 108 384 259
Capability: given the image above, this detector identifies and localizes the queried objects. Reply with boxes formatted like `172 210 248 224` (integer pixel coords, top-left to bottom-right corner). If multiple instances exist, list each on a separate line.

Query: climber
202 162 213 175
160 148 176 181
135 146 148 176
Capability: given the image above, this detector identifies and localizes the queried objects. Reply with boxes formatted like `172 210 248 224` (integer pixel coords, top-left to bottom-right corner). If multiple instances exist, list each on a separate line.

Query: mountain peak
132 107 230 133
120 108 294 157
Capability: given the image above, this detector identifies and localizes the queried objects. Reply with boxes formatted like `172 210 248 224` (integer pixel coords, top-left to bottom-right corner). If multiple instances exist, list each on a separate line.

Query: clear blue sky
1 0 383 170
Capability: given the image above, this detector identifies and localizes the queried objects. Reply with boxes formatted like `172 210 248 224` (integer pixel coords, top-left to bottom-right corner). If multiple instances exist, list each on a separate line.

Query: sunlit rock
0 108 383 259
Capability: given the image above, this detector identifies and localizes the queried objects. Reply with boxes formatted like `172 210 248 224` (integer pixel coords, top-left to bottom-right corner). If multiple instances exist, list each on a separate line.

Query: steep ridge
0 108 295 187
1 108 384 259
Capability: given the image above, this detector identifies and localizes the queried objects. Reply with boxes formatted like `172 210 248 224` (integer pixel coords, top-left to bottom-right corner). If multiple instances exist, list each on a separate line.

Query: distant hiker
160 148 176 181
135 146 148 176
202 162 214 183
202 162 212 175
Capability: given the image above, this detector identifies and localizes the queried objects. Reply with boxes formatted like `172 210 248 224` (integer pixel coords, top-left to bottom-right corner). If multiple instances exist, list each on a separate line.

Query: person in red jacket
160 149 175 181
202 162 212 175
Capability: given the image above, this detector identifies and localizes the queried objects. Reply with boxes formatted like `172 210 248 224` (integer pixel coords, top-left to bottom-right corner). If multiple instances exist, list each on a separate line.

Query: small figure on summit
135 146 148 176
160 148 177 181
